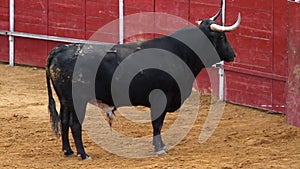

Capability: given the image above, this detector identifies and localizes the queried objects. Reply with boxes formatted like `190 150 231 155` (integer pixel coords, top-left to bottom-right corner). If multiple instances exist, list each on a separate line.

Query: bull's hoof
64 150 75 157
78 154 92 160
154 145 168 155
83 156 92 160
155 149 167 155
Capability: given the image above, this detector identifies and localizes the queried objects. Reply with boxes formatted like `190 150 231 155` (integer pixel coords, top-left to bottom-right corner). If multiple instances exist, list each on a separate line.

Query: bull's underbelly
94 68 192 113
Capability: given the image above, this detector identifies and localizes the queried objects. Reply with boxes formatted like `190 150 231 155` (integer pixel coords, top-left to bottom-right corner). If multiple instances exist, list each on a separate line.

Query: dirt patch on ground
0 63 299 168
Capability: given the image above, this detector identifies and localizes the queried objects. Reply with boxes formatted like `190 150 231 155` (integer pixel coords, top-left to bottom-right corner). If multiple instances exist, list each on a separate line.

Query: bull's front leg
151 111 168 155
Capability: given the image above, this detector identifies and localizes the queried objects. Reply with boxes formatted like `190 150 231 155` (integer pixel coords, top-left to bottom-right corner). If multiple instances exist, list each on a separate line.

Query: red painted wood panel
15 0 47 11
226 71 273 109
227 35 273 72
155 0 189 36
0 0 9 7
225 3 273 73
86 0 119 43
86 0 119 41
14 10 48 34
48 0 86 39
286 2 300 127
48 0 85 16
87 0 117 3
273 0 288 77
156 0 189 19
14 0 47 34
125 0 154 15
229 0 273 11
190 0 221 23
0 36 8 62
48 13 85 30
14 37 47 67
124 0 155 42
0 0 9 30
48 27 86 40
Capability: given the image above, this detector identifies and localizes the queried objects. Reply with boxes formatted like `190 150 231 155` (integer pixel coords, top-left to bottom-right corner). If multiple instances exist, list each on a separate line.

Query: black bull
46 13 240 159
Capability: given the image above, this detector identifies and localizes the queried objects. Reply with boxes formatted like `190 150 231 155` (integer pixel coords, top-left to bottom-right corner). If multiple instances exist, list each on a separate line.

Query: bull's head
197 10 241 62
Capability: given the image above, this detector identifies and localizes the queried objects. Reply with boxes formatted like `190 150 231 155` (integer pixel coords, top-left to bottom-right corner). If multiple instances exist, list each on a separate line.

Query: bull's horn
210 13 241 32
210 9 222 21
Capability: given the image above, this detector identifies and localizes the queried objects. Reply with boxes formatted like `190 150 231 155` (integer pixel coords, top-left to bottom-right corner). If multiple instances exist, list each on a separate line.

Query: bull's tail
46 55 61 138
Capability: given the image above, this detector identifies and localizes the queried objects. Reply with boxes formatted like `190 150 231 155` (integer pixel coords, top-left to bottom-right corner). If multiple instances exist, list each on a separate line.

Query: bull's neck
168 27 220 77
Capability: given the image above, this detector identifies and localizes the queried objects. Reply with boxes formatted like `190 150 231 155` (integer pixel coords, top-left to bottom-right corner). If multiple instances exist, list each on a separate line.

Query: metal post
218 0 226 101
9 0 14 66
221 0 226 25
119 0 124 44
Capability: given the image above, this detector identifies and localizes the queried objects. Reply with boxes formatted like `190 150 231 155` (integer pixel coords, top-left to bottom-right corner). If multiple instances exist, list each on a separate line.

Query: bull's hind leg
60 106 75 157
151 111 168 155
70 110 91 160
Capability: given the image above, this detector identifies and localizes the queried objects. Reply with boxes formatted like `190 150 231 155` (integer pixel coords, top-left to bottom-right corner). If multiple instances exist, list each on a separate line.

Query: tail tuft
46 55 61 138
48 98 61 138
